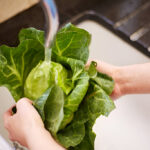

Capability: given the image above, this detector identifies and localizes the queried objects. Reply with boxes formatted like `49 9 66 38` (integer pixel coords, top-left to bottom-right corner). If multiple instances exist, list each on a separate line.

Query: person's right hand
3 98 44 147
87 60 122 100
3 98 65 150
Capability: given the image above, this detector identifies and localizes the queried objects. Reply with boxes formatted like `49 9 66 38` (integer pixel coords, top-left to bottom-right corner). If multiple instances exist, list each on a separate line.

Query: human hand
3 98 65 150
3 98 44 147
86 60 122 100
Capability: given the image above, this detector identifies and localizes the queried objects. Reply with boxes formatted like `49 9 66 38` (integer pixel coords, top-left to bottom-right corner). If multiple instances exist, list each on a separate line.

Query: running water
44 0 59 61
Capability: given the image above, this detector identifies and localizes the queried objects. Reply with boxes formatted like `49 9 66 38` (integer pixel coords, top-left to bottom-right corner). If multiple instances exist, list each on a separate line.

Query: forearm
26 127 65 150
116 63 150 95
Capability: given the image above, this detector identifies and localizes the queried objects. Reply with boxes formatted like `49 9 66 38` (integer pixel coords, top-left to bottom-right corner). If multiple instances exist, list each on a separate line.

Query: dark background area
0 0 150 57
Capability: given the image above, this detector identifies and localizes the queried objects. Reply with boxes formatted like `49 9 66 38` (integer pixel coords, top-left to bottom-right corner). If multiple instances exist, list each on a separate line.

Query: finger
3 105 16 129
3 105 16 120
86 60 108 74
85 59 98 67
85 60 92 67
19 97 33 104
16 98 34 112
16 98 33 108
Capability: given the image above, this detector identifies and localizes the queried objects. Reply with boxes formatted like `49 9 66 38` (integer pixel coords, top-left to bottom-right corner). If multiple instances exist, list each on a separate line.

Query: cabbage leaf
0 28 44 101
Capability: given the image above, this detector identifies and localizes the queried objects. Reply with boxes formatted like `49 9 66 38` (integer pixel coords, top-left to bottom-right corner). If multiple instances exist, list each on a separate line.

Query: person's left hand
86 60 122 100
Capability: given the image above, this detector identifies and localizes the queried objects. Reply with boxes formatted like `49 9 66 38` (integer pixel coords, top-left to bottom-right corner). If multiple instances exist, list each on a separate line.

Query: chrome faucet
43 0 59 47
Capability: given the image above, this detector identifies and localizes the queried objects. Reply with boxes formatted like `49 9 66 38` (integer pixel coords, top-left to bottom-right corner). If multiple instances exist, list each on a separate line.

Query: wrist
25 126 65 150
111 67 125 99
25 126 48 148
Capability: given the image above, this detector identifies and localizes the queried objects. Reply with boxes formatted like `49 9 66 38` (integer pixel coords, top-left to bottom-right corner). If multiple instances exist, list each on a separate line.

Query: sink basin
77 20 150 150
0 87 14 143
0 20 150 149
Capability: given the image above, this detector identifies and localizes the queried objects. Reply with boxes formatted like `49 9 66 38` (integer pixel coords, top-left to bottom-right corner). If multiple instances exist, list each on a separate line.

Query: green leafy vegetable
0 28 44 101
35 85 64 135
51 23 91 64
58 122 85 148
60 72 89 130
0 23 115 149
24 61 70 100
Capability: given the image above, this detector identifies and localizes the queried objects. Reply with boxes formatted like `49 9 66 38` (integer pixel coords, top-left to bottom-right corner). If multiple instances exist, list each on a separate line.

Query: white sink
0 87 14 143
78 21 150 150
0 20 150 150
